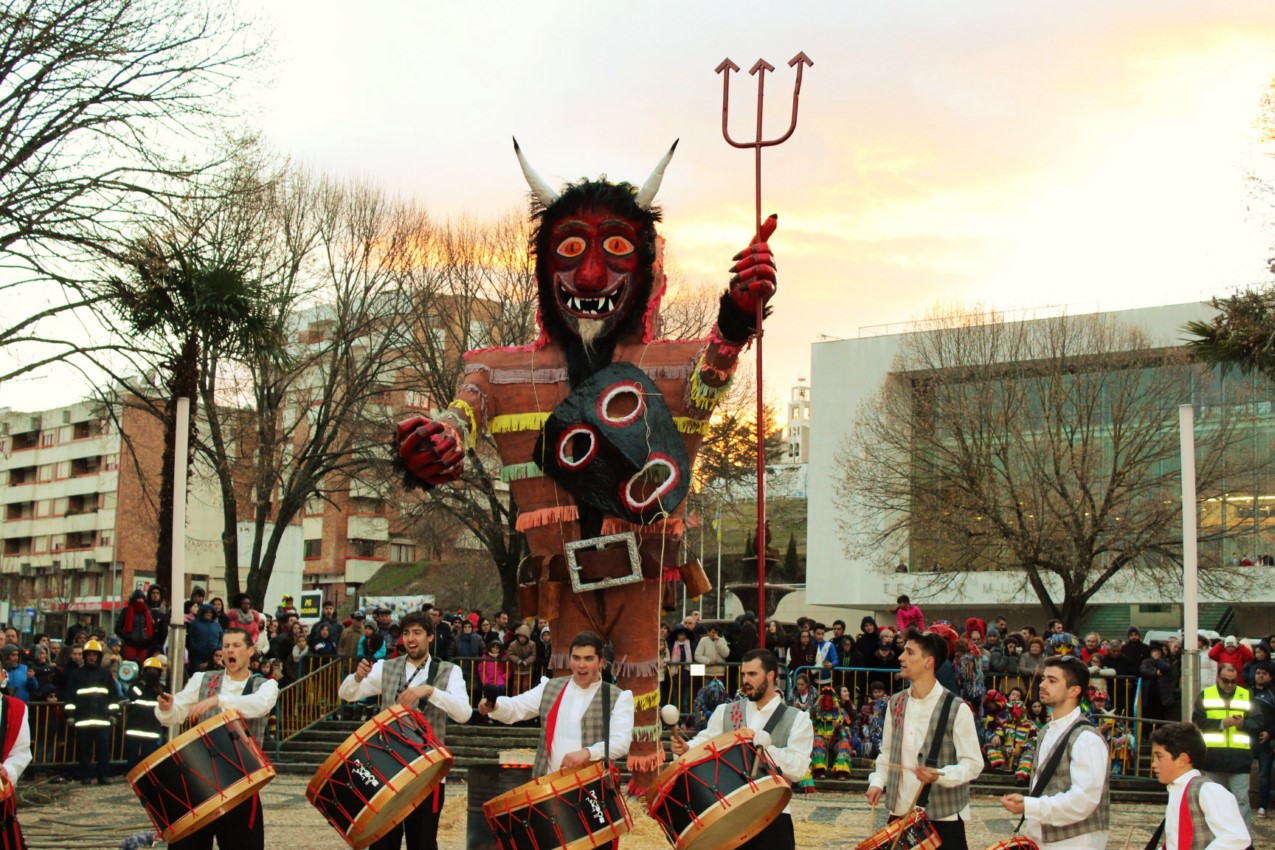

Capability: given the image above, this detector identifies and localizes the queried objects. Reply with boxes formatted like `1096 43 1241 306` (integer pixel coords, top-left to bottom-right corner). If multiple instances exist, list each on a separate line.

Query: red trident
716 51 812 649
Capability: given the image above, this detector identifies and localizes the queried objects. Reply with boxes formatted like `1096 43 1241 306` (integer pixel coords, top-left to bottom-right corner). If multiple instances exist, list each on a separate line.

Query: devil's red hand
728 214 778 317
396 416 464 485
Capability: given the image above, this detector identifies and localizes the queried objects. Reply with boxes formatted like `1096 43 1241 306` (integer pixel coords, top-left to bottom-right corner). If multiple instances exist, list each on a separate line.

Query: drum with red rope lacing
306 704 453 849
127 709 276 844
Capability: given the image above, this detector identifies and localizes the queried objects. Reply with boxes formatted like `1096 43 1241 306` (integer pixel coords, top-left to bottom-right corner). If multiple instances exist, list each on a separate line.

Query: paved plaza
12 773 1273 849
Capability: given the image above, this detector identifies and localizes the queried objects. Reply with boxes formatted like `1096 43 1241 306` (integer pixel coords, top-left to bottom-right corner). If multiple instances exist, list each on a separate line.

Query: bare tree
838 308 1256 627
393 211 539 615
0 0 262 384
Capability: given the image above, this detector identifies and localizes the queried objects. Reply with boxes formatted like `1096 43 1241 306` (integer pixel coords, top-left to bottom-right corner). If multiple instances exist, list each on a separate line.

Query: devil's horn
513 137 559 206
635 139 678 209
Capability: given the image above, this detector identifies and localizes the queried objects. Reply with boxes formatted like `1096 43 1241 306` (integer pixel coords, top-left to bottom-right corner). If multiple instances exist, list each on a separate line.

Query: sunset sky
4 0 1275 410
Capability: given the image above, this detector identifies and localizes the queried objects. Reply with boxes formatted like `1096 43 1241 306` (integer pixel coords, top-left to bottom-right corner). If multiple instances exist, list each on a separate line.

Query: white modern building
806 302 1272 636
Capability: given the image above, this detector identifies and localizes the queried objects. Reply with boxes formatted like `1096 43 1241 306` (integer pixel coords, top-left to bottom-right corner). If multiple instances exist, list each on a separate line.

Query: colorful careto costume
810 686 854 779
395 141 777 789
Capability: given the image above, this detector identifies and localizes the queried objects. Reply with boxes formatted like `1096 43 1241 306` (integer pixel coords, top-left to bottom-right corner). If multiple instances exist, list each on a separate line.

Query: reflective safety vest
1201 685 1252 749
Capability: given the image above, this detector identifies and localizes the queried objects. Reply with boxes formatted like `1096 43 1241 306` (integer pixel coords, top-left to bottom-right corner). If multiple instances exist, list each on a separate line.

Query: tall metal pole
716 504 723 620
168 397 190 693
1180 403 1199 723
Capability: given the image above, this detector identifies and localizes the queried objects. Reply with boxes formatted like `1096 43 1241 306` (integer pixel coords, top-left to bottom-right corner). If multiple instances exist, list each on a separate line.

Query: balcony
344 557 385 583
347 514 388 541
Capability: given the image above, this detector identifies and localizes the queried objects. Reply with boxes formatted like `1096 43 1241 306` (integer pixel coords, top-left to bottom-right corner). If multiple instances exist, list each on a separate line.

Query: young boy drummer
1149 722 1251 850
155 627 278 850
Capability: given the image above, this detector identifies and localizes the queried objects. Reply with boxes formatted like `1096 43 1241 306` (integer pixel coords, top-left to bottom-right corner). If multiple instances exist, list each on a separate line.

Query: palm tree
1183 289 1275 382
105 233 282 595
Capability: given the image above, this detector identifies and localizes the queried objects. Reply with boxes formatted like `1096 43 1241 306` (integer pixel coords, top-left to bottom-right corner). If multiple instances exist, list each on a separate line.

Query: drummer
479 630 633 778
338 610 471 850
999 656 1109 849
671 648 813 850
0 676 32 849
155 627 279 850
866 629 982 850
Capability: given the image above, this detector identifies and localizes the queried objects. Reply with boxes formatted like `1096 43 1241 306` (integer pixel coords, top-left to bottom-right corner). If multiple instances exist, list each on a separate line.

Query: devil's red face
546 208 644 340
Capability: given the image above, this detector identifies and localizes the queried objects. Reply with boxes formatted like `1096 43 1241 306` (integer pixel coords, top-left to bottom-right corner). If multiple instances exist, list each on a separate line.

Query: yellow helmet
83 639 105 654
143 656 163 670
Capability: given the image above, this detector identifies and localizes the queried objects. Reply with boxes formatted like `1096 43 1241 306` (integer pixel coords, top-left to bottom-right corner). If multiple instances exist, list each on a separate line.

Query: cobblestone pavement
12 774 1272 849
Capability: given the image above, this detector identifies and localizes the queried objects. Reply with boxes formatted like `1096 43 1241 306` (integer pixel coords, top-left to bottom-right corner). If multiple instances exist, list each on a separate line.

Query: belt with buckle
565 532 646 592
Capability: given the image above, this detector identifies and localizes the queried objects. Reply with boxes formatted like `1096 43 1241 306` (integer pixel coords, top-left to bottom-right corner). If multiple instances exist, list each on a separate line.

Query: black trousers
169 792 264 850
370 783 446 850
889 812 967 850
738 812 794 850
75 726 111 780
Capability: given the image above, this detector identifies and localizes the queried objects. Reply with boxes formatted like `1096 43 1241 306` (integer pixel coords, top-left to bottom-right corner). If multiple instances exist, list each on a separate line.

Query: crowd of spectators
6 584 1275 801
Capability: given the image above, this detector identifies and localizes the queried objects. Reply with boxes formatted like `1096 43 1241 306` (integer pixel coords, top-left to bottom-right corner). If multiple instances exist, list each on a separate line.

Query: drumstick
886 781 929 850
1121 825 1135 850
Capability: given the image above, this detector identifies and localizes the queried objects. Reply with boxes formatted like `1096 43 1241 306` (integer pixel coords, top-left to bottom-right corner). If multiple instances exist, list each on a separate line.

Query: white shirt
1021 706 1109 850
685 692 814 815
338 655 472 725
867 682 983 821
489 677 634 772
155 670 280 726
1163 769 1250 850
2 698 31 785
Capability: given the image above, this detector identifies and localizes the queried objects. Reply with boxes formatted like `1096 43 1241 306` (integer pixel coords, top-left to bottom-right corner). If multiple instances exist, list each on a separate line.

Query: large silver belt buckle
565 532 643 593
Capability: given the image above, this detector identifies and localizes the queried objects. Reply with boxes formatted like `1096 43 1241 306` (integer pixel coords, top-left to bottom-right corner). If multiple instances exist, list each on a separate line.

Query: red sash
1 696 24 761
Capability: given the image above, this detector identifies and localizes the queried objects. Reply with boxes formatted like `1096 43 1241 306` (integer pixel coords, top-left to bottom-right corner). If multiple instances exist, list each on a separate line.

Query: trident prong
714 50 812 652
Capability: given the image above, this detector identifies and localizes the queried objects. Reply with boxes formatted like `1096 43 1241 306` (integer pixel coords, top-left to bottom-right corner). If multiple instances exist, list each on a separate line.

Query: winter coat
146 584 169 650
1140 656 1179 707
478 653 508 687
985 644 1014 675
895 604 925 635
114 590 154 650
855 618 881 660
227 608 265 645
506 636 537 670
454 631 485 660
1209 643 1256 684
337 625 363 658
186 605 224 661
694 635 731 676
1017 651 1047 679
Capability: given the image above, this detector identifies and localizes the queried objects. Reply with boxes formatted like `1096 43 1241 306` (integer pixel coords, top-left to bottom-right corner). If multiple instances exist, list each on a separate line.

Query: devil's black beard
538 273 654 390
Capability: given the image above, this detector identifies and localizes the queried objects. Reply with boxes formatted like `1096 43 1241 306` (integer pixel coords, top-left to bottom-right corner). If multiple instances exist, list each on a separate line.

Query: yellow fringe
673 416 711 436
489 412 551 434
689 366 731 412
633 689 662 711
515 505 579 532
488 410 708 437
448 400 478 449
632 723 664 742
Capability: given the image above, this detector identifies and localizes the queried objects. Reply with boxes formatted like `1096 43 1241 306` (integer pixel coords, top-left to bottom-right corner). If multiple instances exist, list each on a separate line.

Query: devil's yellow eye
603 236 634 256
557 236 586 258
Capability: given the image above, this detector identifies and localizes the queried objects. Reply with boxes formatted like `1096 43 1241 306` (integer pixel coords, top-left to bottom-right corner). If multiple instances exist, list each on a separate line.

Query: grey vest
199 672 268 741
885 689 969 819
1168 776 1217 850
532 677 621 778
723 698 799 748
1033 721 1110 843
380 655 458 744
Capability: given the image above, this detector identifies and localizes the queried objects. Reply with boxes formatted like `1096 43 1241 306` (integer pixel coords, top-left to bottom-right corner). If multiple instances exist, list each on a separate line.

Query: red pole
753 75 767 649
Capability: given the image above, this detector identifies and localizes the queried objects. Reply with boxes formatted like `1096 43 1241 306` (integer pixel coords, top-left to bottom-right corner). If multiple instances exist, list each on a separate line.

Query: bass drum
483 761 632 850
306 704 453 850
127 710 275 844
645 728 791 850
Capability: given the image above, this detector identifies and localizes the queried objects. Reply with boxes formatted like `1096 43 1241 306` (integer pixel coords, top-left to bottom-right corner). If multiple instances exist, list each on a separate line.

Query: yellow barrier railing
273 657 357 749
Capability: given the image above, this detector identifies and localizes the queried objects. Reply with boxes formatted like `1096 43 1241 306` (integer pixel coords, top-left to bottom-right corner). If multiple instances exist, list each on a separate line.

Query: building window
349 538 378 558
304 539 322 559
41 432 55 447
390 542 416 563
